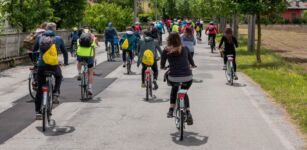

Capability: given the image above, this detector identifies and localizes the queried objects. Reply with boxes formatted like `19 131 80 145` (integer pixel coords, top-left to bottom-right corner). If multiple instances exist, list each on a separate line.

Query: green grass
236 36 307 133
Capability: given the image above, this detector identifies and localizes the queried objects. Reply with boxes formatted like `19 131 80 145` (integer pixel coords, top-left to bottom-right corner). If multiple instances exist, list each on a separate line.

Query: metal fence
0 30 71 60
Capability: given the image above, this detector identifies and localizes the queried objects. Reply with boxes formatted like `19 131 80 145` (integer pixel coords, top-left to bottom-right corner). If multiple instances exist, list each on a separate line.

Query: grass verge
233 36 307 133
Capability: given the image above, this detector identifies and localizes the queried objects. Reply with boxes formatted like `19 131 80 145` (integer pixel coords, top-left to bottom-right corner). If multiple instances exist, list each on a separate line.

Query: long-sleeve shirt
181 35 196 53
218 36 238 53
161 46 195 77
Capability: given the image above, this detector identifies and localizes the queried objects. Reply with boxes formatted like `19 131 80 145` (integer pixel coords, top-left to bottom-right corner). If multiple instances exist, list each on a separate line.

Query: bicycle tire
146 80 149 101
211 45 214 53
127 61 131 74
28 76 36 100
47 80 53 123
42 107 46 132
149 74 153 97
230 66 234 86
179 110 184 141
81 72 86 100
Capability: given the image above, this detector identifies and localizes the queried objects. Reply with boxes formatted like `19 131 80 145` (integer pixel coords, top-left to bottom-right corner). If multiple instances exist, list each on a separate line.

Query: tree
0 0 53 32
237 0 286 63
49 0 87 29
83 2 133 32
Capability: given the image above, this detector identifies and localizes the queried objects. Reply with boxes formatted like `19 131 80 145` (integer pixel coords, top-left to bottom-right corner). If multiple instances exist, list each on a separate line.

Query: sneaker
77 74 81 81
186 110 194 125
35 112 42 120
88 88 93 96
153 80 158 90
167 108 174 118
53 93 60 104
141 83 146 88
234 74 238 80
223 65 226 70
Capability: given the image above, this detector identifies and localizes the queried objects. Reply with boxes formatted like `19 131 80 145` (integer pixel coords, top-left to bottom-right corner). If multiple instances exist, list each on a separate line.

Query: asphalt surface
0 35 305 150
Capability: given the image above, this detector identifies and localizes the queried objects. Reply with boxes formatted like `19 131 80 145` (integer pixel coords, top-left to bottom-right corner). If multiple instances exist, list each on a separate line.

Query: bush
292 18 304 24
83 2 133 33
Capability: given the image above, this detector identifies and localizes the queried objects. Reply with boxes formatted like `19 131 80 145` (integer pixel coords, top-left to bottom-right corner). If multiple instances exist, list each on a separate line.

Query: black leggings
122 50 133 62
142 62 158 84
224 52 237 72
169 80 193 108
35 66 63 112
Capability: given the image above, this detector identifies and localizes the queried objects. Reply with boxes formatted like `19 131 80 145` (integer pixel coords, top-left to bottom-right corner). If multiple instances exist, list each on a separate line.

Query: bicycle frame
226 55 234 85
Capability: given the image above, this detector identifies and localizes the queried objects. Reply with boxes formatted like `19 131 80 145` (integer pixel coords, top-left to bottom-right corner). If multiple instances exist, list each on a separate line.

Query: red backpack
135 25 141 32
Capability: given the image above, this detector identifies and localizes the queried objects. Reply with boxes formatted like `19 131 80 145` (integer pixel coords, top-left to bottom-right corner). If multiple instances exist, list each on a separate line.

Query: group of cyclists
28 18 239 126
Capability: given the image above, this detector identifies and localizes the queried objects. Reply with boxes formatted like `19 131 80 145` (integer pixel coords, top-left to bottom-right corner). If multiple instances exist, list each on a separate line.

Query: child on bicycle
137 31 162 90
218 28 239 80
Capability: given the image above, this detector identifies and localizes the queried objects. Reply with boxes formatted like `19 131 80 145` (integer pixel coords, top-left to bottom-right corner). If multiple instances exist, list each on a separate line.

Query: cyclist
70 27 79 57
181 27 196 58
104 22 118 59
137 31 162 89
76 30 97 96
195 21 202 40
205 21 218 47
218 28 239 80
155 21 165 45
33 22 65 119
120 28 138 68
134 22 142 34
161 32 196 125
172 22 180 33
149 22 159 40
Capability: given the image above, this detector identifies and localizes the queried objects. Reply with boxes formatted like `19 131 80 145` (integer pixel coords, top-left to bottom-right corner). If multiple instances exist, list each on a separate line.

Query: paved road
0 35 305 150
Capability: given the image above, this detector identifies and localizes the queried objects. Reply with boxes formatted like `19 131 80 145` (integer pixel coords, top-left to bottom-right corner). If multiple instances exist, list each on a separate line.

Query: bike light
42 87 49 92
145 70 151 74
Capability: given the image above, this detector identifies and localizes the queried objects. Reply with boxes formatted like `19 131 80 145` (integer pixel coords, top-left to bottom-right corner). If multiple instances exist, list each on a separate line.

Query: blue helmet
108 22 112 27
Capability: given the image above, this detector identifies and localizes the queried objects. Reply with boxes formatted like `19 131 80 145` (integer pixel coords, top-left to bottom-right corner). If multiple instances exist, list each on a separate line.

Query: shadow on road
170 132 209 146
226 82 247 87
143 97 169 103
81 97 103 103
36 122 75 136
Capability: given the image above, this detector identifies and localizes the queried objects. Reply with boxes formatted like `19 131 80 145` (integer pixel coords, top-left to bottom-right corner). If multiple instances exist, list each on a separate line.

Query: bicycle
145 66 153 101
208 36 215 53
41 71 54 132
225 55 235 85
114 36 120 58
80 62 91 100
164 67 192 141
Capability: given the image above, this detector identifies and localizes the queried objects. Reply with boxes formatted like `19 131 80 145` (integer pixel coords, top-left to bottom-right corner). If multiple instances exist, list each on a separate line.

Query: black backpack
79 33 93 47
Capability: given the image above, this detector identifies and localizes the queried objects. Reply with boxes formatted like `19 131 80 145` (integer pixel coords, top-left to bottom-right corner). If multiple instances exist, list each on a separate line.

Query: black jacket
161 46 195 77
218 36 238 53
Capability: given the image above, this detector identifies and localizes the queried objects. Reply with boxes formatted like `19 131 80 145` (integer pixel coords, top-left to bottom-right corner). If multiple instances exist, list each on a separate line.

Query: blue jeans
105 39 115 56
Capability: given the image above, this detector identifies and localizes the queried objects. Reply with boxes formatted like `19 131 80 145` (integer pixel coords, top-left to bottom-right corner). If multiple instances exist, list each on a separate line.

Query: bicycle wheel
230 66 234 86
211 45 214 53
149 74 153 97
179 110 184 141
47 81 53 123
42 107 47 132
107 44 112 61
28 75 36 100
127 60 131 74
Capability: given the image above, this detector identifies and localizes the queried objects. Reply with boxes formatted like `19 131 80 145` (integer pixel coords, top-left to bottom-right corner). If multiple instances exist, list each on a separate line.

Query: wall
0 30 70 60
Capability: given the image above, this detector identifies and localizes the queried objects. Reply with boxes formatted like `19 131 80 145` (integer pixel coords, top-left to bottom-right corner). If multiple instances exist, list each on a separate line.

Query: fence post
17 32 21 56
5 36 8 58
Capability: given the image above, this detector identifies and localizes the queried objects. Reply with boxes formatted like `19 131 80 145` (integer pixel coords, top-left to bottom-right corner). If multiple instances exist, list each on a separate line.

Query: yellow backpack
142 49 154 66
196 26 200 32
121 39 129 50
42 44 59 65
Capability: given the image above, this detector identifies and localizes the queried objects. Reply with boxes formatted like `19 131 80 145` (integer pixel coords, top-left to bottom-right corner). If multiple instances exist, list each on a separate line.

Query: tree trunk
219 17 226 33
247 15 256 52
232 13 239 39
256 13 262 63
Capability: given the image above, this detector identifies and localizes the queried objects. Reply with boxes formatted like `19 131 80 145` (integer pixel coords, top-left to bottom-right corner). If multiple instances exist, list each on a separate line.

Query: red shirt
205 24 218 35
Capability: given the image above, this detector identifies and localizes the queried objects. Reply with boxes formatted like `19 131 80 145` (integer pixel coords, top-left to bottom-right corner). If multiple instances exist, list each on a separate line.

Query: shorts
77 56 94 68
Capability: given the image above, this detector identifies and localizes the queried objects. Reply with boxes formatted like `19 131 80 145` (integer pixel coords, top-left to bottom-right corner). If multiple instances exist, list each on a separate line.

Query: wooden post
247 15 256 52
232 14 239 39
